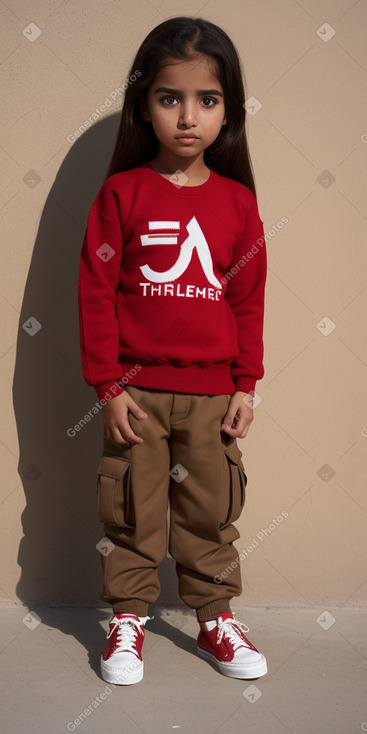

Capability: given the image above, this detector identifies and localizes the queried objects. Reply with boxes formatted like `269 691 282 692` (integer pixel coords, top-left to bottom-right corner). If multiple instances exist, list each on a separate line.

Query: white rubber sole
100 656 143 685
197 645 268 679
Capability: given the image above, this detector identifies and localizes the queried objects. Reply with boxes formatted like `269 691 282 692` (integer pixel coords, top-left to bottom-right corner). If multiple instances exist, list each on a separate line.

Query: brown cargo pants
96 386 247 622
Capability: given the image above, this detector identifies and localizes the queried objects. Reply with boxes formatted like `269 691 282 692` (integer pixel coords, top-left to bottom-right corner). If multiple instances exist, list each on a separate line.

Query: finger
222 426 249 438
222 417 248 437
104 433 131 446
108 423 144 445
221 409 237 431
221 425 237 437
125 396 148 421
237 417 254 438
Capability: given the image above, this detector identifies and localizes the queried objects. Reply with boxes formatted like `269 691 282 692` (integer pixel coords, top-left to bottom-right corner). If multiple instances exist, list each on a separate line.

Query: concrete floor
0 604 366 734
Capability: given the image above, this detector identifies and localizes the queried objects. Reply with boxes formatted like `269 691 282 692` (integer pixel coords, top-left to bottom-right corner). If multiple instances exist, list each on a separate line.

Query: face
141 54 227 162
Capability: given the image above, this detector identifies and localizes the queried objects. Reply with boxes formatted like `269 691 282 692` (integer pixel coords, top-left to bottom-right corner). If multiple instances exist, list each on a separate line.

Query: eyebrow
154 86 223 97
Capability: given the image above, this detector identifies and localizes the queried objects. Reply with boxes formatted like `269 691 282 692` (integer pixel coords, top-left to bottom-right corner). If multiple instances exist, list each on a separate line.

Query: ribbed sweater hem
117 362 237 396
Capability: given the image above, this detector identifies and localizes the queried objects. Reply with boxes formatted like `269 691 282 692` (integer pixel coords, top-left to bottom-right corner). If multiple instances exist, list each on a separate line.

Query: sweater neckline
139 161 216 196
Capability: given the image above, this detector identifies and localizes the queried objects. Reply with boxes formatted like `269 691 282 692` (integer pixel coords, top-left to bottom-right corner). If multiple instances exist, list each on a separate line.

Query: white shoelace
216 617 253 651
110 616 150 654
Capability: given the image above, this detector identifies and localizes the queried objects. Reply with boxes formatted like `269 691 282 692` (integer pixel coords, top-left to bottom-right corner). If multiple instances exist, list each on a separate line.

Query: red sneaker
197 613 267 679
101 613 150 685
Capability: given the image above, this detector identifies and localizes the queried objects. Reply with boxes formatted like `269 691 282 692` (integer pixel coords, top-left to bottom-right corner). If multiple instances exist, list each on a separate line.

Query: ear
140 98 151 122
222 115 227 126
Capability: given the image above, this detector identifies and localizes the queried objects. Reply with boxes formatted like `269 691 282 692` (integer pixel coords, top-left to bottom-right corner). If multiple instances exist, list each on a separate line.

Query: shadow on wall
13 113 182 623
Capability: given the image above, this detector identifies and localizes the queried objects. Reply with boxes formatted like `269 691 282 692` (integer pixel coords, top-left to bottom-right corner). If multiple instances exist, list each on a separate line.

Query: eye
201 97 217 107
160 96 177 105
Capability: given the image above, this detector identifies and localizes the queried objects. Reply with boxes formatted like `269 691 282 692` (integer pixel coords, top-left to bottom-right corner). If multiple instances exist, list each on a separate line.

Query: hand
221 391 254 438
102 391 148 445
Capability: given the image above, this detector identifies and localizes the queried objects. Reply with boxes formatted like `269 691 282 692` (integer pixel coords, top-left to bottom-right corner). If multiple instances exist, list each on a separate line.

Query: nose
178 100 197 128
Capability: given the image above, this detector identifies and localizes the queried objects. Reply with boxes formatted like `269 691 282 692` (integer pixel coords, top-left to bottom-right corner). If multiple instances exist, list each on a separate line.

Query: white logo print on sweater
139 218 222 299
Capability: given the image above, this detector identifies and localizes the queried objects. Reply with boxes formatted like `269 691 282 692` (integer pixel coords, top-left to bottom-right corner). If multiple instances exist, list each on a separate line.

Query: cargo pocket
96 451 135 528
220 440 247 530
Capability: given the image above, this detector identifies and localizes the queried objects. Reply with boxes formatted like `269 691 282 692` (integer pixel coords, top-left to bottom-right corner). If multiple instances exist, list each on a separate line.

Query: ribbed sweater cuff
234 377 257 394
94 380 125 402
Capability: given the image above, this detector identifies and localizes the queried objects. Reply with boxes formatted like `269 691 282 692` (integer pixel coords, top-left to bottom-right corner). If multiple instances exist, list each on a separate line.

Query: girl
78 16 267 685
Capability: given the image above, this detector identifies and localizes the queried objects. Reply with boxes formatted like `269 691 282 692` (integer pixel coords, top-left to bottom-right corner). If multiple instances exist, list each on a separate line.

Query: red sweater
78 161 267 402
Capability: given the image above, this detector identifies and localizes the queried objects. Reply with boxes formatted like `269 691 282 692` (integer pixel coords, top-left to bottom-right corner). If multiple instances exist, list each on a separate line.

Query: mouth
175 135 199 144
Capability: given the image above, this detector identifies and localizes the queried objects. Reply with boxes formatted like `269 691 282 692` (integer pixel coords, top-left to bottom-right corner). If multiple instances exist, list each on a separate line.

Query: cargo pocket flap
97 455 130 480
220 441 247 529
223 441 243 466
96 454 134 527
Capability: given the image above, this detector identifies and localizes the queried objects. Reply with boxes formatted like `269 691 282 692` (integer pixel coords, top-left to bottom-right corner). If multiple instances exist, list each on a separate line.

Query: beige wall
2 0 366 608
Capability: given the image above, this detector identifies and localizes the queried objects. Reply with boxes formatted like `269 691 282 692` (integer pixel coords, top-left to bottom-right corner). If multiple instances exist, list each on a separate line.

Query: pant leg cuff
112 599 149 617
196 599 232 622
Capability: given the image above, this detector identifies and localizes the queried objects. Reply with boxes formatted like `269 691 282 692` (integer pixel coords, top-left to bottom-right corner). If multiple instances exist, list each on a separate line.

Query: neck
150 149 209 180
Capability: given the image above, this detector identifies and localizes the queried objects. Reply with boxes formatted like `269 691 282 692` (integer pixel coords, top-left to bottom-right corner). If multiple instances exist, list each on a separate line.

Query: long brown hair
105 17 257 196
